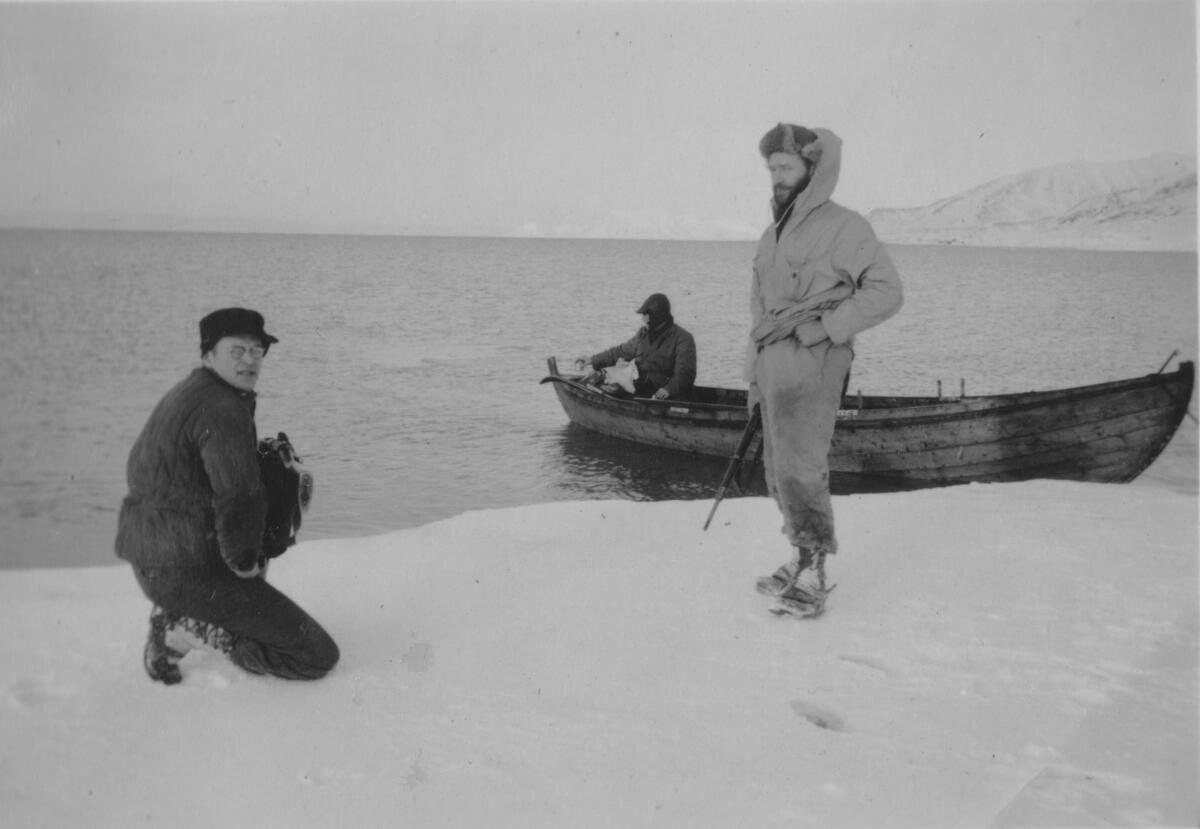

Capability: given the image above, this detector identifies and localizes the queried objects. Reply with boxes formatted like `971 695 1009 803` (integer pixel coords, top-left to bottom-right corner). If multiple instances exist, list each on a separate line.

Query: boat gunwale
543 358 1195 431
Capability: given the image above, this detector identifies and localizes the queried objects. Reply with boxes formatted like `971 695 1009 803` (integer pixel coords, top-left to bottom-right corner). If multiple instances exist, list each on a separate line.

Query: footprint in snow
837 653 901 678
299 767 365 787
790 699 848 732
405 750 429 789
5 675 78 709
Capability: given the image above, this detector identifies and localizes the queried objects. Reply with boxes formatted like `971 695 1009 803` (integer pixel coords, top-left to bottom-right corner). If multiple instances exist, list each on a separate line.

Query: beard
773 176 810 208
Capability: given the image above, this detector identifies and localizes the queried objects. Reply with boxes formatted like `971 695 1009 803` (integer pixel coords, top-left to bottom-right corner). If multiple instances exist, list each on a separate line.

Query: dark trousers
133 563 339 680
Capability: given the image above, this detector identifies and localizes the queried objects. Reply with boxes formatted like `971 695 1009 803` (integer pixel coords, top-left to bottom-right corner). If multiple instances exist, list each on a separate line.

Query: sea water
1 229 1195 568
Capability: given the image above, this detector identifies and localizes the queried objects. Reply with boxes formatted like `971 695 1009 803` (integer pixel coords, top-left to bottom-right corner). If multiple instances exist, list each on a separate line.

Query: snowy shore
2 482 1196 828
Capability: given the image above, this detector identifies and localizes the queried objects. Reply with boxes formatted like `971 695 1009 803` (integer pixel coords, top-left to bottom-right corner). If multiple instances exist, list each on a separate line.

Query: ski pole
703 405 762 531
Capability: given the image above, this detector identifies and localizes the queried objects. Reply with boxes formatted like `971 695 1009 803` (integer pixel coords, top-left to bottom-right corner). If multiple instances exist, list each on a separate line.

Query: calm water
1 229 1196 569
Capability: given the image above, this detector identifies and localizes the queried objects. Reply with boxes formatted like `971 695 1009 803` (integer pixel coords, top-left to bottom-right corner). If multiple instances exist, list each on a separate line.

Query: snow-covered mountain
511 153 1196 249
868 153 1197 251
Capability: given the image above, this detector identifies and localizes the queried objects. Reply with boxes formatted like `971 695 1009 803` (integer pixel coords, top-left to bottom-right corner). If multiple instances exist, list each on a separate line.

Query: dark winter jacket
591 321 698 398
115 367 266 572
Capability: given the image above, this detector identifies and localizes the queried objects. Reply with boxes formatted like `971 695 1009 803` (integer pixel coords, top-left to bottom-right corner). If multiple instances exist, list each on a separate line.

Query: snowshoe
756 545 827 598
769 583 836 619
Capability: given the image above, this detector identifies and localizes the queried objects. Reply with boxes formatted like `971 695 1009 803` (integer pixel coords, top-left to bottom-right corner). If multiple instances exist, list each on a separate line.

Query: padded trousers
133 561 339 680
752 338 853 554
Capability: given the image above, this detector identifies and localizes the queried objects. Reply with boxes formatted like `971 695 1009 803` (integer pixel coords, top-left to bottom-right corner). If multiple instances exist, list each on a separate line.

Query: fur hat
199 307 278 355
759 123 822 166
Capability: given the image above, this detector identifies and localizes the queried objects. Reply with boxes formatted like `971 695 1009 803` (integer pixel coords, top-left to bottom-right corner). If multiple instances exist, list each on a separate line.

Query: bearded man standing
749 124 903 617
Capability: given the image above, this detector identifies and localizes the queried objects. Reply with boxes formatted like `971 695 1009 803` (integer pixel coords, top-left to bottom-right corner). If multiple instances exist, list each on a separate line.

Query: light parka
749 128 903 364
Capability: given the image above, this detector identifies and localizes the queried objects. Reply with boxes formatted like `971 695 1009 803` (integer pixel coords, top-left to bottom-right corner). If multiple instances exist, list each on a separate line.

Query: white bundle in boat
599 359 638 394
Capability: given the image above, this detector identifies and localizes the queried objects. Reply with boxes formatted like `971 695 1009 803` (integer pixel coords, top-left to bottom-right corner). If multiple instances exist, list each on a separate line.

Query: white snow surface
2 483 1196 828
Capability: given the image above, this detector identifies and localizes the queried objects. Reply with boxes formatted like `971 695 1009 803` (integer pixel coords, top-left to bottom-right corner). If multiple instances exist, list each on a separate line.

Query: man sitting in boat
578 292 697 400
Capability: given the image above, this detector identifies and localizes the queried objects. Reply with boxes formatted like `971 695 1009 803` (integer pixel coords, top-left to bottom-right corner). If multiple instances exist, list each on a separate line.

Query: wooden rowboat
540 356 1195 493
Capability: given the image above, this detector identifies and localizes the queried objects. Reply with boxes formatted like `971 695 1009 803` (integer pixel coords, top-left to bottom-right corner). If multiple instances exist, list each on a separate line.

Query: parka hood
772 128 842 228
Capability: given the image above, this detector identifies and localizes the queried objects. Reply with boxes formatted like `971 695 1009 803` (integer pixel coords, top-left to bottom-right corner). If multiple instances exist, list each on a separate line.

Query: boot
144 608 235 685
755 545 817 597
755 559 799 597
166 615 235 656
143 606 185 686
777 549 830 610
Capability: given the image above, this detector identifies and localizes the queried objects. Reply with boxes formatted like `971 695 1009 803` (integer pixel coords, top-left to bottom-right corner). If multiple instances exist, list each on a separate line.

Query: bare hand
652 388 670 400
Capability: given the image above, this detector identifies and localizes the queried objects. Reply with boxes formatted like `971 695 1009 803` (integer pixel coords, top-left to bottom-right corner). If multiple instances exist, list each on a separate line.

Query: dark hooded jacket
115 367 266 572
591 307 698 399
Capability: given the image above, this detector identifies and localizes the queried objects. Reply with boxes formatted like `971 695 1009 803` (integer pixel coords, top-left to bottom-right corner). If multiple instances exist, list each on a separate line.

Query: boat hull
542 358 1194 492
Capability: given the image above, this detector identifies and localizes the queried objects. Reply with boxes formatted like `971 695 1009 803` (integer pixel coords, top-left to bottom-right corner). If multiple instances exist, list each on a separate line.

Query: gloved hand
747 380 762 414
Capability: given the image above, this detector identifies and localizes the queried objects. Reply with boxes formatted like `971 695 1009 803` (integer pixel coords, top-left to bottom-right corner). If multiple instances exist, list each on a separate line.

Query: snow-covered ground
2 482 1196 828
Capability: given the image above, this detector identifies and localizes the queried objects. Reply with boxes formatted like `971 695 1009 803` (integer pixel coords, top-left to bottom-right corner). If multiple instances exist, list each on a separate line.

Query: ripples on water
1 230 1195 568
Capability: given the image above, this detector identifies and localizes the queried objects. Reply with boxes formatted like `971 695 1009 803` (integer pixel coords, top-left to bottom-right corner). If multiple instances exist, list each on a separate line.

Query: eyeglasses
226 345 266 361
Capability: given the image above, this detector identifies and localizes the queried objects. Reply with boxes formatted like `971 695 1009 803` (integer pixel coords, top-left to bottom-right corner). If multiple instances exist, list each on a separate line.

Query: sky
0 0 1196 237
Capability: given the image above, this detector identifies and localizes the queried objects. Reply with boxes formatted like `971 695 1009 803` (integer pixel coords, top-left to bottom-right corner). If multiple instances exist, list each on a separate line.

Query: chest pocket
764 248 821 302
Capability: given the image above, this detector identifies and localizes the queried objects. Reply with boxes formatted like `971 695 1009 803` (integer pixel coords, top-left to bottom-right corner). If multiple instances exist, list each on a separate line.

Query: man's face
202 335 266 391
767 152 810 203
